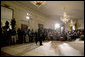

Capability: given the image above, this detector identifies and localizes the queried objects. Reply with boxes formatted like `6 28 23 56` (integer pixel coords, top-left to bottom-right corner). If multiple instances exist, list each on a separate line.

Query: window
73 25 75 31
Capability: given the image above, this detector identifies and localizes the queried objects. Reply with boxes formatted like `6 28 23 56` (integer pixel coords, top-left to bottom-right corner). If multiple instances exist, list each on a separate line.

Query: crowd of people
66 30 84 41
1 20 84 47
1 27 45 47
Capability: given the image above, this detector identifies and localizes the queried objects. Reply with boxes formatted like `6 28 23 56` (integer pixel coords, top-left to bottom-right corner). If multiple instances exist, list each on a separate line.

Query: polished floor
1 39 84 56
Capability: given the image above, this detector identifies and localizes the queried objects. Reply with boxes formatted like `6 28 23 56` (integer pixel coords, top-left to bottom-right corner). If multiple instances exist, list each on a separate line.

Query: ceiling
17 1 84 20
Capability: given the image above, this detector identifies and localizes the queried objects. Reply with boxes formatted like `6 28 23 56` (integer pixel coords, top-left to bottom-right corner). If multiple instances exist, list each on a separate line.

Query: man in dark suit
17 28 21 44
38 28 43 46
35 32 38 45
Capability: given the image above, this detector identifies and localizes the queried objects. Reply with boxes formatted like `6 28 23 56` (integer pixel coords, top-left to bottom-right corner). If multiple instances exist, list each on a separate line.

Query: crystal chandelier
70 20 74 26
60 7 69 24
31 1 46 7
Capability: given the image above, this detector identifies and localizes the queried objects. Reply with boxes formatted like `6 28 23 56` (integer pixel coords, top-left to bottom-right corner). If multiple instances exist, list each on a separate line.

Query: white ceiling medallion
31 1 46 7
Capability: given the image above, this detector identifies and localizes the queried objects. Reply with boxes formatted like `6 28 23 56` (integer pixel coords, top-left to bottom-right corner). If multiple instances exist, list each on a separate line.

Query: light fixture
70 20 74 26
27 13 29 15
55 23 60 29
31 1 46 7
26 13 30 20
26 16 30 20
60 7 69 24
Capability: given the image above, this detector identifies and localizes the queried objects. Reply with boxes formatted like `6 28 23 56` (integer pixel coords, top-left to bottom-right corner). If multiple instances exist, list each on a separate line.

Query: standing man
35 32 38 45
11 29 16 44
58 32 60 41
38 28 43 46
11 18 16 29
17 28 21 44
39 33 43 45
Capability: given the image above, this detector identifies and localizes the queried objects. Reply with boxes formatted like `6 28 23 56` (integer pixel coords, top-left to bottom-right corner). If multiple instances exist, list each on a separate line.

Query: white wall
1 1 84 31
1 1 50 31
78 19 84 29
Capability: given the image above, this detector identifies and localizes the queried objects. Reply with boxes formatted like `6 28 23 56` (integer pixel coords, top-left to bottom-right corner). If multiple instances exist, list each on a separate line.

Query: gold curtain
70 26 72 32
75 22 79 31
75 20 80 31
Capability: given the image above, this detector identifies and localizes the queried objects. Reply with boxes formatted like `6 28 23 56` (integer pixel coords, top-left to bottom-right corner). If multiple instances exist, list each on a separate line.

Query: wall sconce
55 23 60 30
26 13 30 20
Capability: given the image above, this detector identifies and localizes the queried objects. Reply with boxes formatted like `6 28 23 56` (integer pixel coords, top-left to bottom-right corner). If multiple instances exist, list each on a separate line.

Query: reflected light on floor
58 43 82 56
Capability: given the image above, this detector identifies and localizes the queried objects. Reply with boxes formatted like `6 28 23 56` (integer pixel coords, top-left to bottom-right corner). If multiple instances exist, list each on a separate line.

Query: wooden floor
1 40 84 56
1 51 12 56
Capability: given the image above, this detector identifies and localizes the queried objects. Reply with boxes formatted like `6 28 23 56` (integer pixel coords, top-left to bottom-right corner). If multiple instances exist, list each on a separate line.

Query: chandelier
60 7 69 24
70 20 74 26
31 1 46 7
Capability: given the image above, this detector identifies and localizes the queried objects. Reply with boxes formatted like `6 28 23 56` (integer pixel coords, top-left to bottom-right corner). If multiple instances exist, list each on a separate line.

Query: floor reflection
1 41 84 56
58 43 82 56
